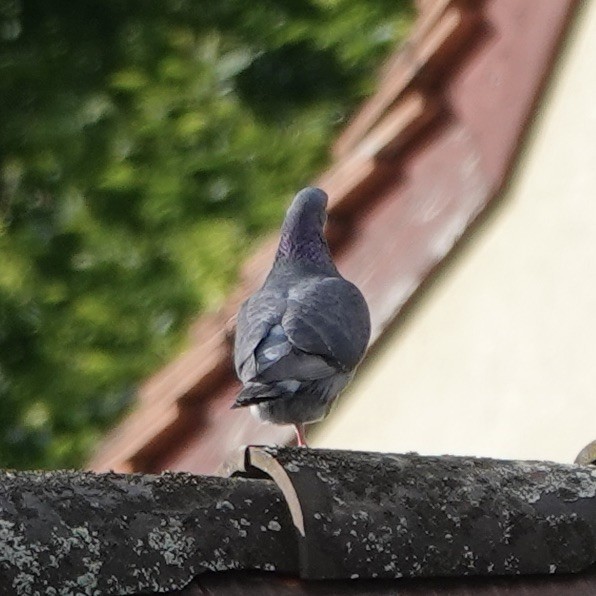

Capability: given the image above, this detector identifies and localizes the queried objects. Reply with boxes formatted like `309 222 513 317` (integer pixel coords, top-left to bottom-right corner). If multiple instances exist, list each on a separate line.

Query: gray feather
283 276 370 370
233 289 286 379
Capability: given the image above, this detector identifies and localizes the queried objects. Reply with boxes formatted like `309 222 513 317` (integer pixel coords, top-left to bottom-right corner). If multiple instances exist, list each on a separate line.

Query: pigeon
232 187 371 446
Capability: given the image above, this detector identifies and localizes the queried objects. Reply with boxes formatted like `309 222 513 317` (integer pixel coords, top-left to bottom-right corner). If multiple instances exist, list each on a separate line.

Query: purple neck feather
275 210 335 269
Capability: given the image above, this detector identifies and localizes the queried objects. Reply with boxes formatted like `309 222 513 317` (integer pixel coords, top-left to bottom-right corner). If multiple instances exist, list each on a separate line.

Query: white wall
312 2 596 463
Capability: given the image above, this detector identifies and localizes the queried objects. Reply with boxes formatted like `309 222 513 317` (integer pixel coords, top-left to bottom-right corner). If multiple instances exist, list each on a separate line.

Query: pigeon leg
294 424 308 447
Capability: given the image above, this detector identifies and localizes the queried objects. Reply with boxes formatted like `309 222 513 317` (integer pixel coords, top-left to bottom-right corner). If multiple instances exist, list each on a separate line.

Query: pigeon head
275 187 335 268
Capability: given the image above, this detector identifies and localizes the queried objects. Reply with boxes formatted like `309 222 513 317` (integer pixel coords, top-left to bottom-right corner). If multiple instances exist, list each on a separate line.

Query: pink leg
294 424 308 447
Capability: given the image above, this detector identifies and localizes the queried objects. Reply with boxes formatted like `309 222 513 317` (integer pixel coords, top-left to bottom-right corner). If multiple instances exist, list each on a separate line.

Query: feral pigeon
232 187 371 446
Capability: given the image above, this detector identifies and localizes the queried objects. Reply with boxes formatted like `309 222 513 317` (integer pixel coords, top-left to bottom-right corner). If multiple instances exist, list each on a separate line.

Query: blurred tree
0 0 413 468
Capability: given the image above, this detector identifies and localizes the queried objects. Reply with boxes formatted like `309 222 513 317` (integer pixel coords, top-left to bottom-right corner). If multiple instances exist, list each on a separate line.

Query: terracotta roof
89 0 577 475
5 449 596 594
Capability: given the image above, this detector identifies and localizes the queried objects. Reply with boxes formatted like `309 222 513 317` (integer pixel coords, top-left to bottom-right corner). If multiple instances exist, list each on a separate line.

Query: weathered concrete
2 448 596 593
231 447 596 580
0 470 296 595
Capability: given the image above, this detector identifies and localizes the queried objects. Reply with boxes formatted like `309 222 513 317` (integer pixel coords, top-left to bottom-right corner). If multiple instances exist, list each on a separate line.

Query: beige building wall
312 2 596 463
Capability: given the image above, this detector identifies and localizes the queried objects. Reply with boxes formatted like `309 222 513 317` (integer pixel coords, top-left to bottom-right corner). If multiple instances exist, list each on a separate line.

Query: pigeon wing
282 276 371 371
233 287 286 381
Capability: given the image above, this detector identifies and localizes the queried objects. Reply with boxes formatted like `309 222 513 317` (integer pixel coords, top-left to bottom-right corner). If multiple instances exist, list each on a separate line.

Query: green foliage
0 0 413 468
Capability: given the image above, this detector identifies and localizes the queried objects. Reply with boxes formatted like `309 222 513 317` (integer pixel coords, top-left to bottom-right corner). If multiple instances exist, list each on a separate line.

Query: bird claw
294 424 308 448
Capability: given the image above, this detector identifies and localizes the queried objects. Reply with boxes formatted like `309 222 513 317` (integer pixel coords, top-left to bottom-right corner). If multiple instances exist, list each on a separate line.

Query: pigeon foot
294 424 308 447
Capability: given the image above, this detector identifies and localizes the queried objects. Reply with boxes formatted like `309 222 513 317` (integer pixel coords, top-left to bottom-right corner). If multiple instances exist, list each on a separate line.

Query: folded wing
234 275 370 390
283 276 370 371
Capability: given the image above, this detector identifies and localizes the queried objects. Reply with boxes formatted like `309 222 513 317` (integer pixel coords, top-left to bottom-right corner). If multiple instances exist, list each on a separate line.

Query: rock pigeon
232 187 371 446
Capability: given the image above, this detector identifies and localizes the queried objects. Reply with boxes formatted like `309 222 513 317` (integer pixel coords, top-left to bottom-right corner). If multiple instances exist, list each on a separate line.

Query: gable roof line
331 0 484 159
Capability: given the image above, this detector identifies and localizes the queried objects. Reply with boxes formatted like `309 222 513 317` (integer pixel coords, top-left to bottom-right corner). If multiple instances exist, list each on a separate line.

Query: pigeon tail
231 383 283 409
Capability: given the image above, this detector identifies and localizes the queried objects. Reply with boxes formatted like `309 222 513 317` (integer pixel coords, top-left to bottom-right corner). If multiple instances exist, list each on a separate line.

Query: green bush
0 0 413 468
